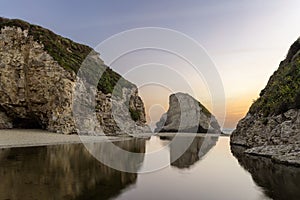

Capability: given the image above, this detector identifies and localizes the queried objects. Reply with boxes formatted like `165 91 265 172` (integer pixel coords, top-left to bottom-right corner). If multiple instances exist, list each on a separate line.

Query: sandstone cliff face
231 38 300 147
0 18 149 135
231 109 300 147
155 93 221 133
230 37 300 165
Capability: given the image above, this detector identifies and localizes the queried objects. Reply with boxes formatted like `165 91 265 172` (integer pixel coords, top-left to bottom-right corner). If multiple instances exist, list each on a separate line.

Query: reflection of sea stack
230 37 300 165
155 93 221 133
161 136 218 168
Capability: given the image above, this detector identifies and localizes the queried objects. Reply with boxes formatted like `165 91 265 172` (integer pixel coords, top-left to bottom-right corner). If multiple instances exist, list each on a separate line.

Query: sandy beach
0 130 228 149
0 129 125 149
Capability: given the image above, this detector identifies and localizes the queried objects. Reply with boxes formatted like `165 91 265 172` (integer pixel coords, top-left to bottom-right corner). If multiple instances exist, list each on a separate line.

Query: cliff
231 37 300 147
155 93 221 133
231 37 300 165
0 17 149 134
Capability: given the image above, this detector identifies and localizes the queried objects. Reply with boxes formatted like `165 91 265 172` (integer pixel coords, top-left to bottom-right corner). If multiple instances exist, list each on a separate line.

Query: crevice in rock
197 125 208 133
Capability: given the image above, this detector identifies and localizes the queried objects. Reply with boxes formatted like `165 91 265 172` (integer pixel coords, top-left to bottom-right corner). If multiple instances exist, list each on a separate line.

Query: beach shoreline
0 129 230 149
0 129 129 149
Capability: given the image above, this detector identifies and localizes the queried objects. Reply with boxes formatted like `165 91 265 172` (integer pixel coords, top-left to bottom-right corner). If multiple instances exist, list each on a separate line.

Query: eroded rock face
155 93 221 133
0 111 12 128
231 37 300 147
0 26 77 133
230 37 300 165
244 144 300 167
231 109 300 147
73 79 150 135
0 19 149 135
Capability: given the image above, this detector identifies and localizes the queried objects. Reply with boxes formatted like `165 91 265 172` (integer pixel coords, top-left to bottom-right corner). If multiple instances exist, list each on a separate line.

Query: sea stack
0 17 149 135
155 92 221 133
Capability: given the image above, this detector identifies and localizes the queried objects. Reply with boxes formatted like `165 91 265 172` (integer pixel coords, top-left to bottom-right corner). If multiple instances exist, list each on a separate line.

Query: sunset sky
2 0 300 129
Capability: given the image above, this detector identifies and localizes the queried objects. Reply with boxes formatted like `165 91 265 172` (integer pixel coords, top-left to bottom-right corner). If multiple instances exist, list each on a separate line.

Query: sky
1 0 300 129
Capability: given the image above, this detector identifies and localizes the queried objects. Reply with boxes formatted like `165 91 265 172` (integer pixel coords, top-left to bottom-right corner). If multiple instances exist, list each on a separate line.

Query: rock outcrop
155 93 221 133
231 109 300 147
231 37 300 165
244 144 300 167
0 17 149 135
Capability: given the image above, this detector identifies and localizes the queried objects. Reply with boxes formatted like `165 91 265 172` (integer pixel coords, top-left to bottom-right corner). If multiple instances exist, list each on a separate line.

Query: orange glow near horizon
138 85 260 130
223 93 258 129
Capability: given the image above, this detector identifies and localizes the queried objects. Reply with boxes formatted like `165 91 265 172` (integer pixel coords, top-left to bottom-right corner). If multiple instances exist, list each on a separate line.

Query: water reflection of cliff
231 145 300 200
0 139 145 200
160 136 218 168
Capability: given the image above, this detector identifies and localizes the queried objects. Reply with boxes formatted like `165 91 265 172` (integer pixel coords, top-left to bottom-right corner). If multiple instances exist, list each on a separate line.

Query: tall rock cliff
155 93 221 133
231 37 300 147
0 17 149 135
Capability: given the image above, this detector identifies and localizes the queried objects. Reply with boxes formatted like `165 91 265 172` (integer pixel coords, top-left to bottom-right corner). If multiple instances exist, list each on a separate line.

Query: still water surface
0 135 299 200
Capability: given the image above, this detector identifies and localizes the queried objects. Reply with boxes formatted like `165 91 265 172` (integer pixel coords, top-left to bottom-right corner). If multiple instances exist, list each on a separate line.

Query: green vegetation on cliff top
0 17 134 94
249 38 300 116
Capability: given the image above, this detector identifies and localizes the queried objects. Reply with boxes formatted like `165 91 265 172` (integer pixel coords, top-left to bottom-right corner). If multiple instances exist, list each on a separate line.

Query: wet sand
0 129 124 148
0 130 228 149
